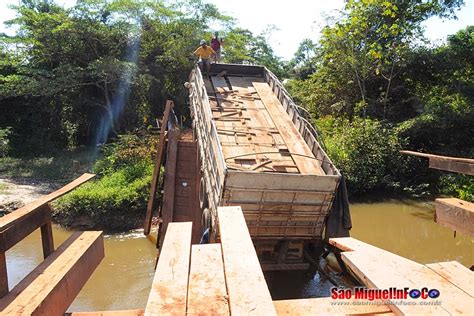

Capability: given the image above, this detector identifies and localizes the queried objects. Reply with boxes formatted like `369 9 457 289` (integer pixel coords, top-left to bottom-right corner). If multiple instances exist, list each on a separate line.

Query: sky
0 0 473 60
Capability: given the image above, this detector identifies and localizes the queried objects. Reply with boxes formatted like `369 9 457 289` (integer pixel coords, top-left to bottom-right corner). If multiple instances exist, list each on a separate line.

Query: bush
53 131 157 231
316 116 406 195
0 127 11 157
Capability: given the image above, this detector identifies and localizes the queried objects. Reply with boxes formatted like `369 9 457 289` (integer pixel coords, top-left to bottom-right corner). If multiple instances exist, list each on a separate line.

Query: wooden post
40 205 54 259
144 100 174 235
0 251 8 298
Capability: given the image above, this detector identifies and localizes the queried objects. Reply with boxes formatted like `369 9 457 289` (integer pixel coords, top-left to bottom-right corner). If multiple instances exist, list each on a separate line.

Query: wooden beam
145 222 192 316
66 309 144 316
435 198 474 236
0 252 7 298
144 100 174 235
157 128 180 249
40 220 54 258
400 150 474 175
217 206 277 315
426 261 474 297
0 173 95 230
0 204 51 253
253 82 323 175
337 239 472 315
0 231 104 315
187 244 229 315
274 297 393 315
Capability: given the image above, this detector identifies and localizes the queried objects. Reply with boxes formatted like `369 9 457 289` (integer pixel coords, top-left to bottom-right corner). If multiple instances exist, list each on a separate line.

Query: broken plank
0 231 104 315
145 222 192 316
217 206 277 315
253 82 323 175
426 261 474 297
187 244 229 315
435 198 474 236
273 297 393 315
0 173 95 230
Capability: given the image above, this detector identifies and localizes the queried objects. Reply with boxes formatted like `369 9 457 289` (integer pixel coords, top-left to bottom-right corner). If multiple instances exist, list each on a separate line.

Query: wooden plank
341 246 472 315
400 150 474 175
426 261 474 297
145 222 192 316
273 297 393 315
430 158 474 175
145 100 174 235
253 82 323 175
0 252 7 298
157 128 180 249
225 171 339 191
0 231 104 315
0 204 50 252
217 206 277 315
435 198 474 236
0 173 95 230
187 244 229 315
66 309 144 316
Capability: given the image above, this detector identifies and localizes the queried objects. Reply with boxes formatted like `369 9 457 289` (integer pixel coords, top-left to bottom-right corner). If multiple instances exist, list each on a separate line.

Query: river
5 201 473 311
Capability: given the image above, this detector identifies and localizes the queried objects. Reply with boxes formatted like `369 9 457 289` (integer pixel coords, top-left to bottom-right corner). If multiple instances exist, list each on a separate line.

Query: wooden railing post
0 251 8 298
40 204 55 259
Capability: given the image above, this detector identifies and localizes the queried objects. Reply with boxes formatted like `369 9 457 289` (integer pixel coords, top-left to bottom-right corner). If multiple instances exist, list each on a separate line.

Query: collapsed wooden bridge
0 175 472 315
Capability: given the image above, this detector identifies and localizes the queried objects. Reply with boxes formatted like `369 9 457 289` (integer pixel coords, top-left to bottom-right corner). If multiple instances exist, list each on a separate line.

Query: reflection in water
350 201 473 267
4 201 473 310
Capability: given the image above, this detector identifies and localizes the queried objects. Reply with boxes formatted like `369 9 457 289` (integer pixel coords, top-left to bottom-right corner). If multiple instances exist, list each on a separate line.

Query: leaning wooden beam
217 206 277 315
66 309 144 316
400 150 474 175
0 231 104 315
273 297 393 315
187 244 229 315
435 198 474 236
144 100 174 235
156 128 180 249
0 173 95 230
145 222 192 316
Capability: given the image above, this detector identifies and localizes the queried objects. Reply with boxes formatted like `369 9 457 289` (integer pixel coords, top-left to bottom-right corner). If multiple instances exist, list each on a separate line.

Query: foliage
53 131 155 230
53 160 153 231
0 148 94 180
222 27 286 78
317 116 406 195
0 127 12 157
0 0 281 154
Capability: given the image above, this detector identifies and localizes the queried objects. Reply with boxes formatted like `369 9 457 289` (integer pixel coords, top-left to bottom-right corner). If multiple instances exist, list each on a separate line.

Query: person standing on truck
210 31 223 63
193 39 216 77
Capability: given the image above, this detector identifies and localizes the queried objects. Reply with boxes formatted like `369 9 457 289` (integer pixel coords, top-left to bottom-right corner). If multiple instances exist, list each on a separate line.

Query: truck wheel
201 207 211 231
199 178 208 209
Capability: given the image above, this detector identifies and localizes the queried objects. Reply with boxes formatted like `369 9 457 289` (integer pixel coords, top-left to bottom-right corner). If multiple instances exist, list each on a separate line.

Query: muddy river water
5 201 473 311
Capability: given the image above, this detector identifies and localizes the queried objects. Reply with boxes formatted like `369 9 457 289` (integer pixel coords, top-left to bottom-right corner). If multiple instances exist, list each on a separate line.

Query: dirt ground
0 178 57 213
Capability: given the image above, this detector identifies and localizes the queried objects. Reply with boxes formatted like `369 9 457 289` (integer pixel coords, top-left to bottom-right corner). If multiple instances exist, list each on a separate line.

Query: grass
0 148 96 182
0 183 10 194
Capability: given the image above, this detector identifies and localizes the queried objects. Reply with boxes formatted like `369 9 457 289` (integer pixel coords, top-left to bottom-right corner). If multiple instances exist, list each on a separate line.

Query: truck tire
199 177 208 209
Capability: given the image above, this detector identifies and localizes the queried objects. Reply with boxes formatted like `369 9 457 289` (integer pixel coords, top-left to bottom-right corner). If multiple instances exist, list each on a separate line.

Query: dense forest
0 0 472 229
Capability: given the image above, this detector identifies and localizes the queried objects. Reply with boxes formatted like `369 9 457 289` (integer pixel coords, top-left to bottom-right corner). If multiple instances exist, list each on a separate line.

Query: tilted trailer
188 63 341 270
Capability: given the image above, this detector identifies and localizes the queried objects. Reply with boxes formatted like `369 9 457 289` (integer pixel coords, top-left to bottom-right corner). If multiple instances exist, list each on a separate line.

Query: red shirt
211 37 221 51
